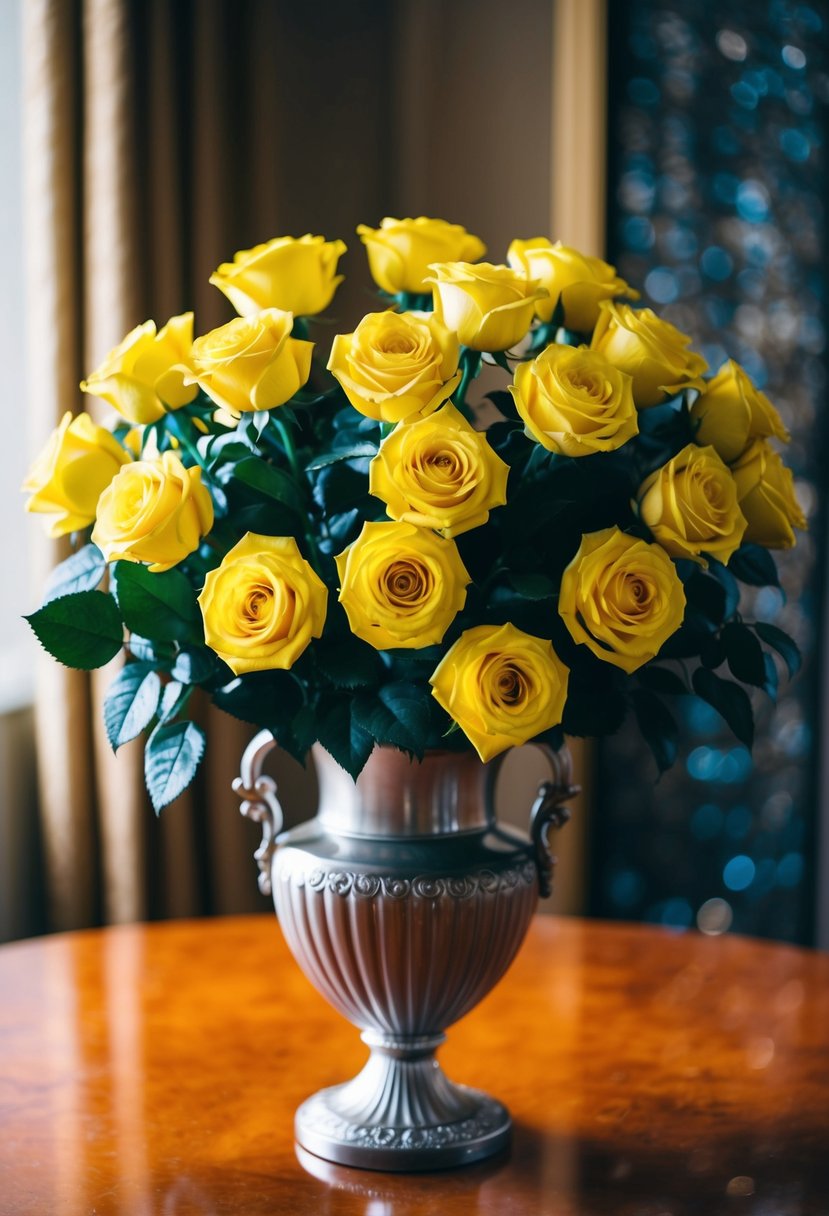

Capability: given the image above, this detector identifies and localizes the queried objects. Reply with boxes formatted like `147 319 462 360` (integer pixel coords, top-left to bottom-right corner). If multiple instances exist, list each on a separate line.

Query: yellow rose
209 234 346 318
357 216 486 295
335 521 469 650
186 310 313 419
199 533 327 675
80 312 198 424
430 623 569 763
591 301 708 408
510 344 638 456
637 443 747 565
559 527 686 673
369 402 509 536
92 452 214 572
23 411 130 537
731 440 806 549
690 360 790 463
327 310 460 424
427 262 548 352
507 239 638 331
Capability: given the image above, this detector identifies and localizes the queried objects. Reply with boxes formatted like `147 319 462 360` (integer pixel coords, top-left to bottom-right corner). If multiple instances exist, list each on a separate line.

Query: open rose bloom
23 221 806 808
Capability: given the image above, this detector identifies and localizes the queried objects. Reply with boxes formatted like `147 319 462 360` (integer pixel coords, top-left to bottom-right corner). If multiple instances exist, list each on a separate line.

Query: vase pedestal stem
294 1031 511 1172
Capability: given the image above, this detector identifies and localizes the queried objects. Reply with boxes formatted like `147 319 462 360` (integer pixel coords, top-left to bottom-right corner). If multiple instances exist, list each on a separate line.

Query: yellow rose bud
209 234 346 318
327 310 460 424
80 313 198 424
430 623 569 763
199 533 327 675
22 411 131 537
427 262 548 352
731 440 807 549
357 216 486 295
637 443 747 565
369 402 509 537
690 360 790 463
510 344 638 456
559 527 686 673
507 239 639 331
187 309 313 419
335 521 470 650
92 452 214 572
591 301 708 408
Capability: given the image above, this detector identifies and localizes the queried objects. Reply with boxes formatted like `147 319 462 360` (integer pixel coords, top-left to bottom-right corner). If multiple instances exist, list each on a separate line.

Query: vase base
294 1082 511 1172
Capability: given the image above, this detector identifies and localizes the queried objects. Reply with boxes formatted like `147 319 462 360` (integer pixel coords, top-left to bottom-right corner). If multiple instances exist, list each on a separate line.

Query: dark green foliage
26 591 123 670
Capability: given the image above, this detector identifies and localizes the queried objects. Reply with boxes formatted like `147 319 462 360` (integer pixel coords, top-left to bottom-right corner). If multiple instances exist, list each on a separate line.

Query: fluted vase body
234 738 574 1172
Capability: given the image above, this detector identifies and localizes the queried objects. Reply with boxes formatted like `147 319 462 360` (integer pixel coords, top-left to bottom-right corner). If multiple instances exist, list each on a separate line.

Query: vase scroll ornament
235 734 577 1171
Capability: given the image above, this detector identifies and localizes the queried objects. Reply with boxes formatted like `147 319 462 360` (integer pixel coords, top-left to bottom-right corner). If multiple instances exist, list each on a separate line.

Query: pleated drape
22 0 391 931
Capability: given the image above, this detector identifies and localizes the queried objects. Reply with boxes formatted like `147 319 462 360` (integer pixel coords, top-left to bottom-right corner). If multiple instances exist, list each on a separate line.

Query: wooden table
1 915 827 1215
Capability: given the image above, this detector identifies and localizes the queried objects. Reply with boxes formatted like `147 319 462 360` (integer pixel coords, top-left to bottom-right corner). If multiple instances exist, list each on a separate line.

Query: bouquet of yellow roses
23 219 805 810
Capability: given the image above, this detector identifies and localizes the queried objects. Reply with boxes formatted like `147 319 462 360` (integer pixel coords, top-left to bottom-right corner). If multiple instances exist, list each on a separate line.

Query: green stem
272 415 302 482
271 414 326 577
455 349 482 418
165 413 210 475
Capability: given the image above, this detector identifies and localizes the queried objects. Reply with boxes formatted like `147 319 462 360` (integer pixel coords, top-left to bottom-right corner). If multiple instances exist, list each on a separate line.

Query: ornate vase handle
232 729 284 897
528 744 580 899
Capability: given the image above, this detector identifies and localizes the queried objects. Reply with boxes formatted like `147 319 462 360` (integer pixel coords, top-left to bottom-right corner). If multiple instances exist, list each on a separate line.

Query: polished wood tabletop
0 914 827 1215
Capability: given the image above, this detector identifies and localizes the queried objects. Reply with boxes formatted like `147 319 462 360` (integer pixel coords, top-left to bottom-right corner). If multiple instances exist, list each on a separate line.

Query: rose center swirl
382 558 433 608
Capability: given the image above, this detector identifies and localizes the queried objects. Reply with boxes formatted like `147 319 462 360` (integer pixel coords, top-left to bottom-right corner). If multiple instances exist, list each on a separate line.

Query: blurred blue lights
724 855 756 891
599 0 823 944
736 179 771 221
687 746 753 784
691 802 724 840
777 852 805 887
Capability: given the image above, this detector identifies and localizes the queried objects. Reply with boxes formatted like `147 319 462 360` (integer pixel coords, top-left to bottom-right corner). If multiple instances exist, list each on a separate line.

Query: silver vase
234 736 576 1172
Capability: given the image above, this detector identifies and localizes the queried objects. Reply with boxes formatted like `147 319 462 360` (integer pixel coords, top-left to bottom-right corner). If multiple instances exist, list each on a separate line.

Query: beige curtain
21 0 604 934
22 0 391 931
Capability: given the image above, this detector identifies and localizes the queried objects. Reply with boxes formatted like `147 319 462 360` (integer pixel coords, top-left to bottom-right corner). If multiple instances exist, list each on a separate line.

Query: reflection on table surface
0 914 827 1215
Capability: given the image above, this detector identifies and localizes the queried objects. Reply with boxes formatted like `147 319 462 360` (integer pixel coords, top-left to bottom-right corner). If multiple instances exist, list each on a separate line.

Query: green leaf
43 544 106 603
762 652 779 702
487 350 512 373
26 591 123 670
353 681 433 756
484 390 520 422
247 411 270 442
128 634 176 665
700 633 726 670
306 443 378 471
728 544 780 587
274 704 318 766
755 622 802 679
707 559 740 620
314 642 384 689
111 562 201 643
158 680 191 723
170 646 216 685
212 670 303 727
103 663 162 750
637 666 688 696
684 573 727 625
144 720 206 813
631 688 679 774
233 456 304 514
561 682 627 737
316 699 374 779
312 463 371 514
508 573 557 601
692 668 754 748
721 622 767 687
